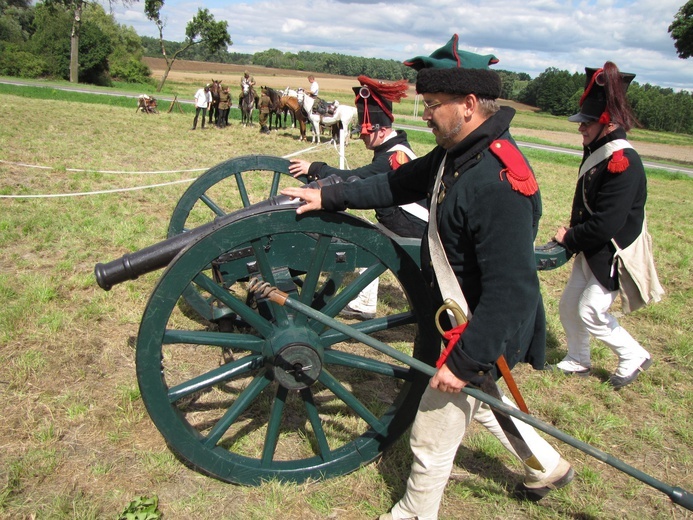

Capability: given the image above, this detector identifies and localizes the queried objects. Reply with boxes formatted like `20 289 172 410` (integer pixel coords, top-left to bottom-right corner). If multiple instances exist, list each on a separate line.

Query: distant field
145 58 693 165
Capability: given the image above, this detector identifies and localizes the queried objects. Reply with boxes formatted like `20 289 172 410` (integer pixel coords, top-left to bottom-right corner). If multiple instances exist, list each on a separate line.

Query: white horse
297 89 357 145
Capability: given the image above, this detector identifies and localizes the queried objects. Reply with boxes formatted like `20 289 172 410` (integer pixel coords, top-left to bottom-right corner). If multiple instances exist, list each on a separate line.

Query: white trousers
390 385 561 520
349 267 379 313
559 253 649 376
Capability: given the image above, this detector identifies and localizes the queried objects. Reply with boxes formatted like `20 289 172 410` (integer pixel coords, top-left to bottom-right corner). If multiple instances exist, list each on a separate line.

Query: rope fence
0 141 344 199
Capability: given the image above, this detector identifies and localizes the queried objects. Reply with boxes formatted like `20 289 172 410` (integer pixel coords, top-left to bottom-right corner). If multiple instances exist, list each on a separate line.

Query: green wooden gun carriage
94 155 691 510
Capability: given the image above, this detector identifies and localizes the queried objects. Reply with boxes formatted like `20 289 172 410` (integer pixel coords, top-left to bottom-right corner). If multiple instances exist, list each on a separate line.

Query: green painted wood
137 207 438 485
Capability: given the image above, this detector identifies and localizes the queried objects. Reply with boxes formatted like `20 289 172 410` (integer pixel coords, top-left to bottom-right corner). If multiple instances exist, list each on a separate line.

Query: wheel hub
272 343 322 390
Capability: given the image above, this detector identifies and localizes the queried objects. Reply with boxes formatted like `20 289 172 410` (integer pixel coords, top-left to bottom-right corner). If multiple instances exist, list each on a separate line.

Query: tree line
2 0 691 134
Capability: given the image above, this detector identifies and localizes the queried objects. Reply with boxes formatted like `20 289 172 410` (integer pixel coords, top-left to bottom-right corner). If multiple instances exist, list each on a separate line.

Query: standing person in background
553 61 664 389
216 86 231 129
191 84 211 130
307 75 319 98
281 35 573 519
258 87 271 135
289 75 427 320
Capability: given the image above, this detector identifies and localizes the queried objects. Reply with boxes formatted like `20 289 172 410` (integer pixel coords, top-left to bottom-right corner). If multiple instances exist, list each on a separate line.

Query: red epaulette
608 149 629 174
489 139 539 196
389 150 411 170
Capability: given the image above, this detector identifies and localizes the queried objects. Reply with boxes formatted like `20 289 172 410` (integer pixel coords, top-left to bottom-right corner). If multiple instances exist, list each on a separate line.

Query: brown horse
264 87 286 131
280 95 308 141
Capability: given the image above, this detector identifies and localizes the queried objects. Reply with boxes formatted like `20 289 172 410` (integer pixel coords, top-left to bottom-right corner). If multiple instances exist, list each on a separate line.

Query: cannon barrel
94 176 341 291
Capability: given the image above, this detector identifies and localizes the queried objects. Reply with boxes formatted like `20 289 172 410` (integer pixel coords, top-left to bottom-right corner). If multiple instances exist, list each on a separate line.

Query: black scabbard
478 373 545 471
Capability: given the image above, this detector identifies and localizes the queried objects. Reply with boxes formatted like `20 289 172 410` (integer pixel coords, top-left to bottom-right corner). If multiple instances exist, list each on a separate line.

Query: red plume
357 75 409 102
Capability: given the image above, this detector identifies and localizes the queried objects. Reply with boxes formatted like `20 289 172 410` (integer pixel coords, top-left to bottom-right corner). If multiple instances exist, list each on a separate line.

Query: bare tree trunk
155 42 193 92
69 0 83 83
156 64 172 92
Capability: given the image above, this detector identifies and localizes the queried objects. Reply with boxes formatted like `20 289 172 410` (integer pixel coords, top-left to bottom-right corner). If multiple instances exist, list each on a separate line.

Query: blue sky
107 0 692 91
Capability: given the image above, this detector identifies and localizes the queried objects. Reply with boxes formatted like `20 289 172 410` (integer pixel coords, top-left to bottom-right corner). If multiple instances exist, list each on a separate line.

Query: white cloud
105 0 693 90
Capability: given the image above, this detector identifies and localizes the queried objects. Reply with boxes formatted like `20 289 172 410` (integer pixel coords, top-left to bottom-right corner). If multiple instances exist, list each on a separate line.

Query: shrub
0 42 48 78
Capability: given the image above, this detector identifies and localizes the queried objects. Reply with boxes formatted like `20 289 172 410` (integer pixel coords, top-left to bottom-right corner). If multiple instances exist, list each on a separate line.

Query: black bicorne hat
352 75 409 136
568 65 636 124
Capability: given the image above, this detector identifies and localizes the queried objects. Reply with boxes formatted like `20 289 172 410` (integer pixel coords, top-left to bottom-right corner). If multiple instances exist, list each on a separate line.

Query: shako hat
352 75 409 136
568 64 636 124
404 34 502 99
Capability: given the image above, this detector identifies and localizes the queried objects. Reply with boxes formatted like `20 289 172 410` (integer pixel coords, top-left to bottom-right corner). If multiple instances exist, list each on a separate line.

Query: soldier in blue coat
553 62 658 389
289 76 427 320
282 35 573 519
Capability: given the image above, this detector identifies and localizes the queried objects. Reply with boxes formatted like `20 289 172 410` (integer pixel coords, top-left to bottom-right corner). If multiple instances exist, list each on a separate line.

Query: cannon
94 155 692 510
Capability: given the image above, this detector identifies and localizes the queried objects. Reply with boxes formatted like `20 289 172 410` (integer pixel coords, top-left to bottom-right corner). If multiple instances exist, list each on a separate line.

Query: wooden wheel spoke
317 263 387 324
199 192 227 217
261 385 289 467
318 310 417 346
234 171 251 207
300 388 332 461
192 271 274 337
163 329 264 352
249 237 290 325
168 354 263 403
203 370 271 448
295 235 333 326
318 369 387 437
324 349 414 381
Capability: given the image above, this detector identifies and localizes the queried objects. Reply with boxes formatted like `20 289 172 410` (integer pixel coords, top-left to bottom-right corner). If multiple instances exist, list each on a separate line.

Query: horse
240 83 255 126
264 87 286 131
279 95 308 141
297 89 357 145
208 79 221 125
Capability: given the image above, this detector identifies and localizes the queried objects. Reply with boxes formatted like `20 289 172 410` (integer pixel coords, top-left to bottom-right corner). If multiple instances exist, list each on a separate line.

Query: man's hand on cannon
288 159 310 178
280 187 322 214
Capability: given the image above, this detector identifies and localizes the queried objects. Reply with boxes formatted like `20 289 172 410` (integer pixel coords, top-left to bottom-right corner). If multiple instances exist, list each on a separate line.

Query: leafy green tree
84 3 150 83
40 0 134 83
0 0 34 42
30 2 111 83
669 0 693 59
144 0 232 91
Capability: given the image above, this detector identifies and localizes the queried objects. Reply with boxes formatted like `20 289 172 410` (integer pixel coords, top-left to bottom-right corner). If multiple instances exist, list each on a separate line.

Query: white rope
0 142 341 199
0 179 196 199
0 159 208 175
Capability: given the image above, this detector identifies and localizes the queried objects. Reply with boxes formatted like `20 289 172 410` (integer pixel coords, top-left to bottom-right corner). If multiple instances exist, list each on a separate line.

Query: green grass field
0 84 692 519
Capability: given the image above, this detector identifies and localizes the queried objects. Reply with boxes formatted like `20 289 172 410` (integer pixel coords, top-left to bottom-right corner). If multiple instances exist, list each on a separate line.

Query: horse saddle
312 98 339 117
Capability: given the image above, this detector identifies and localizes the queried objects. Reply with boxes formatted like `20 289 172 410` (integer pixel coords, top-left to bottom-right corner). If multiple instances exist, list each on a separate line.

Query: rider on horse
240 71 258 108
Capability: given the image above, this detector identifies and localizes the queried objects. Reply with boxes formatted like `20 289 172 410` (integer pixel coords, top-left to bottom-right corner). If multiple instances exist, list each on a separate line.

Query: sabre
248 278 693 511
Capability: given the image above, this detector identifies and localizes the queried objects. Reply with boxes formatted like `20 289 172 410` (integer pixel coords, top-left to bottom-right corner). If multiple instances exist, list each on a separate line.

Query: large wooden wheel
167 155 308 322
137 206 438 485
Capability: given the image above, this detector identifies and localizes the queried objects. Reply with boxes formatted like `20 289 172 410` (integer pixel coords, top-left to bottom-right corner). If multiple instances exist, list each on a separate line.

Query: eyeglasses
422 97 459 111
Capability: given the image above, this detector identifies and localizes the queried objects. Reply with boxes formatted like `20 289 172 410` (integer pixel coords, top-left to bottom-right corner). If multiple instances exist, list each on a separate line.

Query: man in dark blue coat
282 35 573 518
289 76 428 319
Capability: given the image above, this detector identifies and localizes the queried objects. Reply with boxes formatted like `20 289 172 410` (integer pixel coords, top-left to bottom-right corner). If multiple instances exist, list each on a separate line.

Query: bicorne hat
568 65 636 124
352 75 409 136
404 34 502 99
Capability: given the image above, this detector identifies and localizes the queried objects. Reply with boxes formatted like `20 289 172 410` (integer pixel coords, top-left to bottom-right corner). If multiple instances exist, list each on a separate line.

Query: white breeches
559 253 649 376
